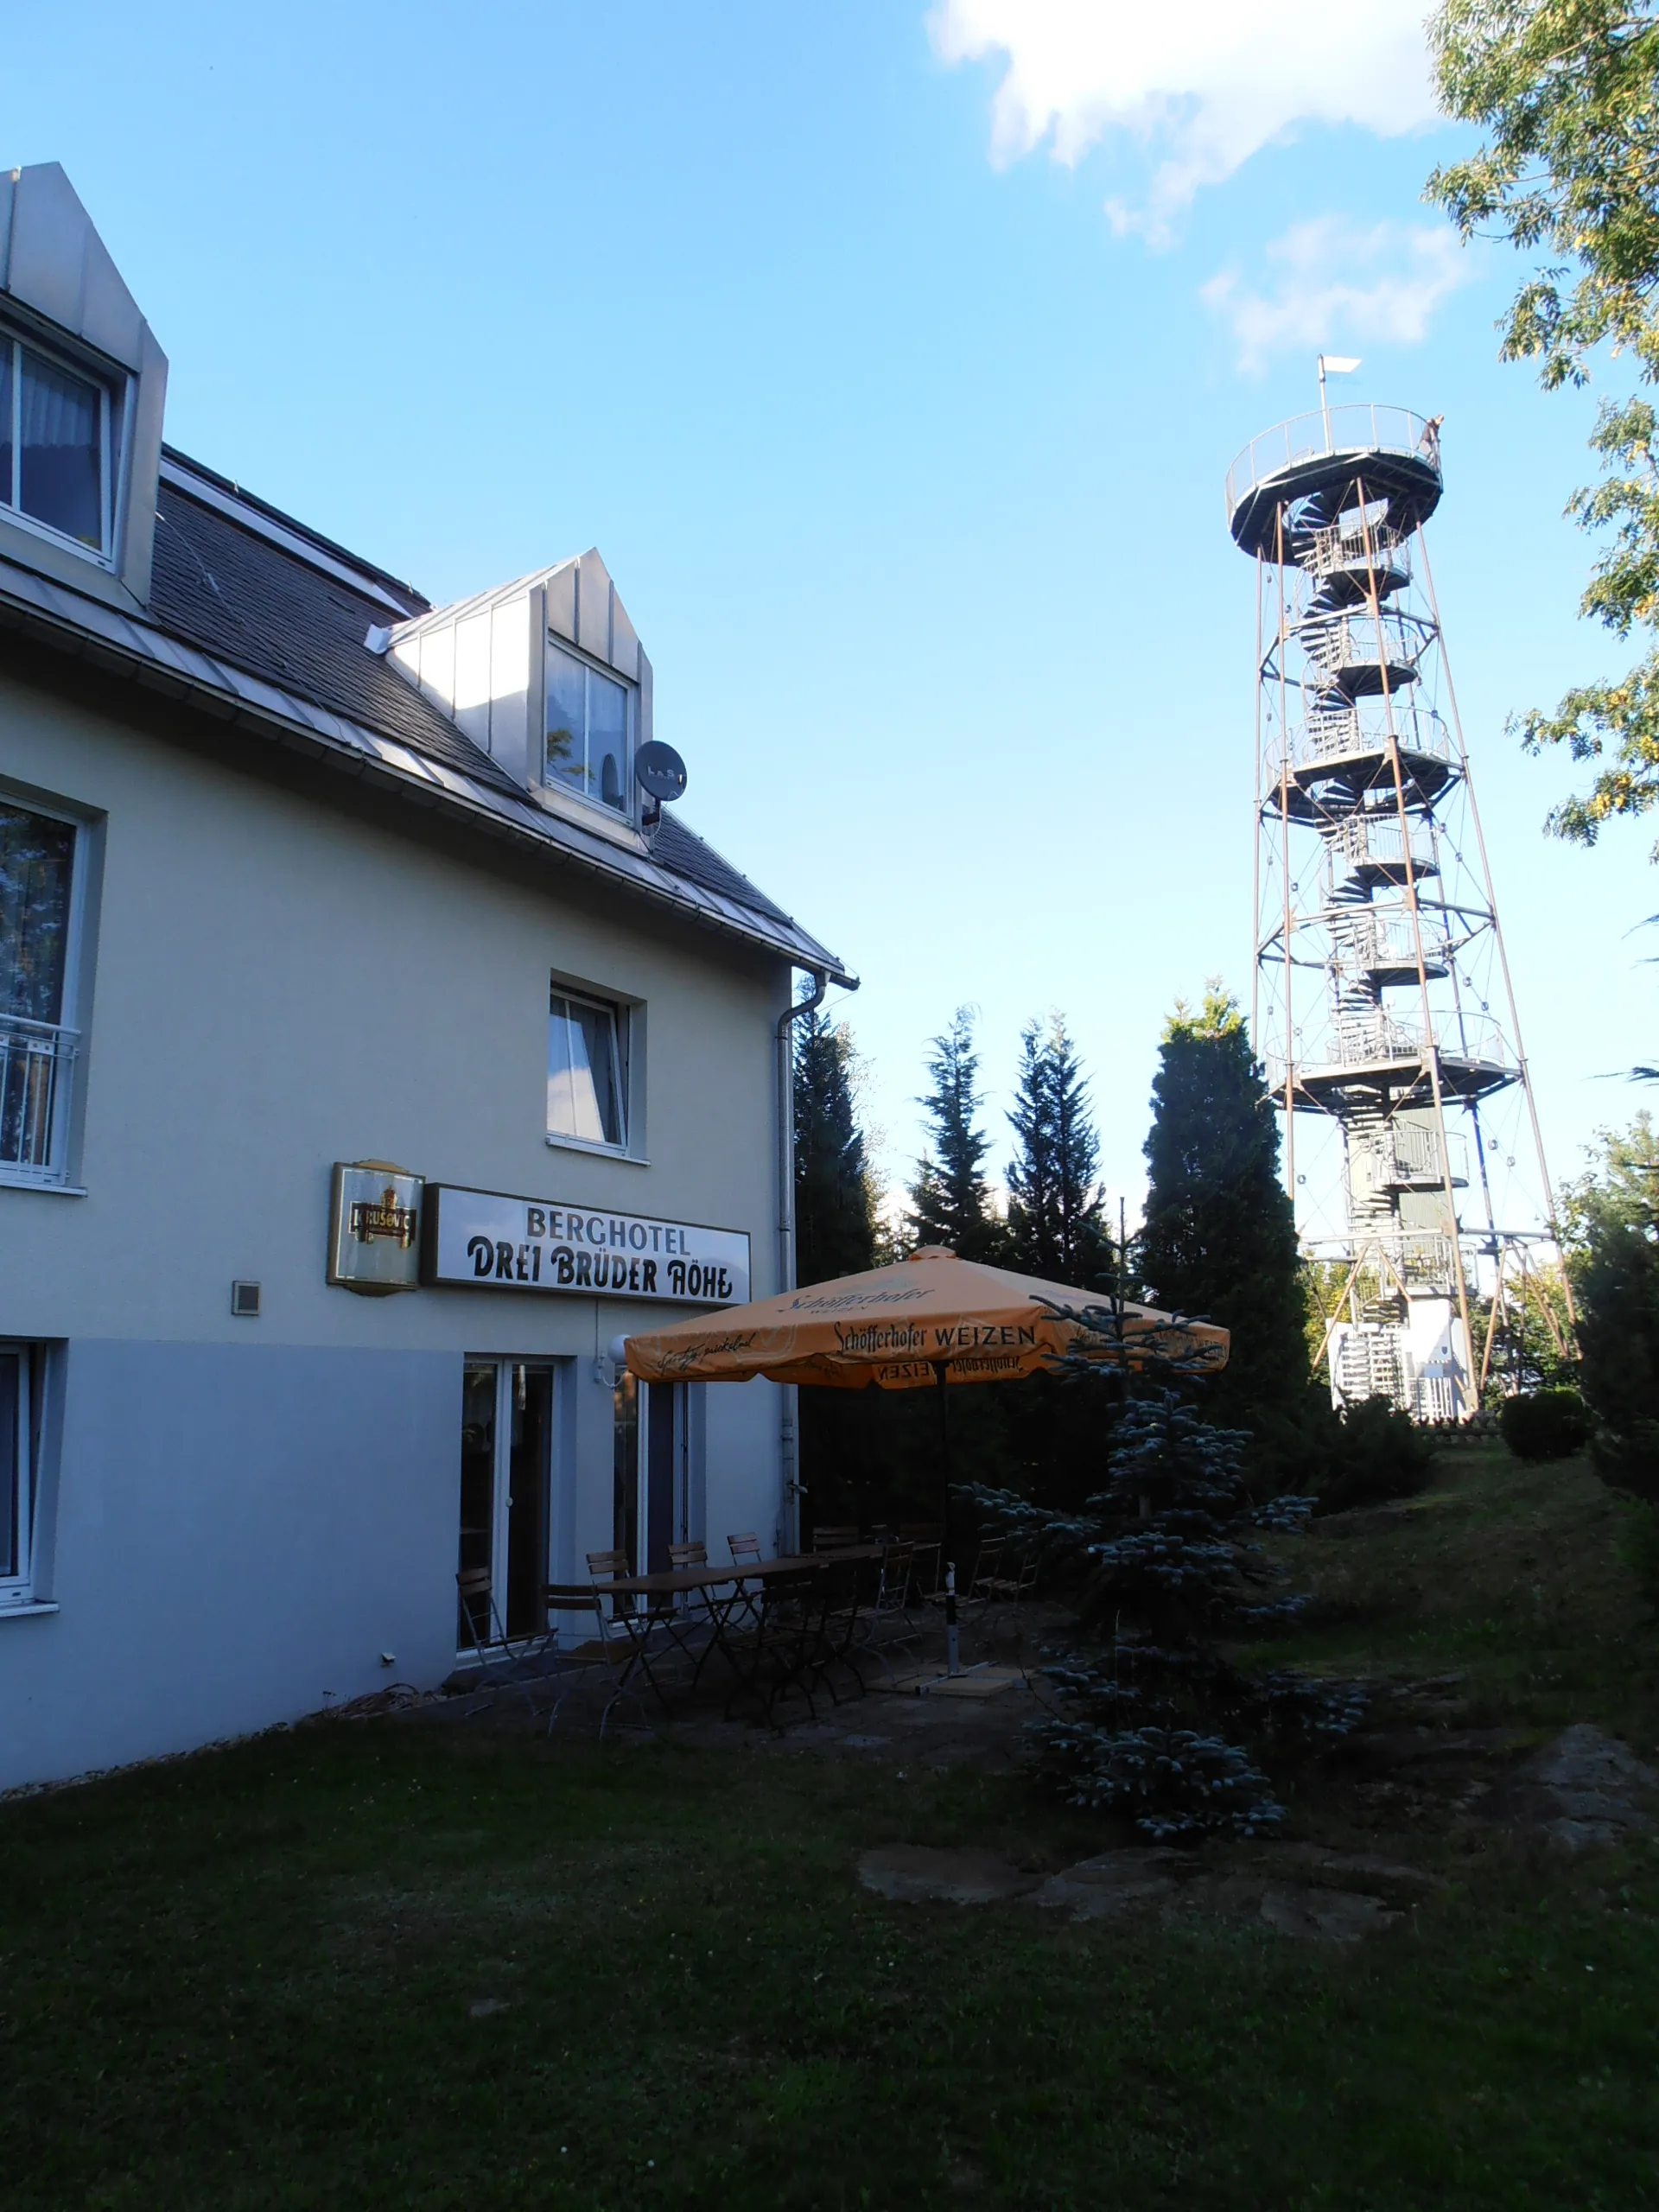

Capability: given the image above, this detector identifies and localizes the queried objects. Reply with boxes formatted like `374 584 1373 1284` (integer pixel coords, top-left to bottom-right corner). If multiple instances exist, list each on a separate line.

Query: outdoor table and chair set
454 1523 1035 1737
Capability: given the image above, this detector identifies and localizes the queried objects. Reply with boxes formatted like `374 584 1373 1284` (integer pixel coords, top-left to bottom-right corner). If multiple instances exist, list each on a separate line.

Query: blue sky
4 2 1652 1226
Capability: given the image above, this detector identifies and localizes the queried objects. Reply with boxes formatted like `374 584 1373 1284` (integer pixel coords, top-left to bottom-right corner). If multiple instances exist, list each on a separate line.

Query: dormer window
545 636 632 815
0 332 114 560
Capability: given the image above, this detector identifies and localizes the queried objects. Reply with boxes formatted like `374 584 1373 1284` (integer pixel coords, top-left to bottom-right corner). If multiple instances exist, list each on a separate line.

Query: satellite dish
634 741 688 804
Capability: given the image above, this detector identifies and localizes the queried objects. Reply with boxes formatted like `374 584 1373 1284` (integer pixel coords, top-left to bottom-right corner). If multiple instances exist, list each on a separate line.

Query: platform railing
1265 1013 1510 1084
1332 913 1452 974
1226 404 1440 520
1326 817 1439 876
1306 517 1411 580
1301 609 1433 681
1274 707 1453 773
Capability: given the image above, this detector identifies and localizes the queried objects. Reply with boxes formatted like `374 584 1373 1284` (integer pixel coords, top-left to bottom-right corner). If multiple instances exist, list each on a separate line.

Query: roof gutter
774 967 831 1554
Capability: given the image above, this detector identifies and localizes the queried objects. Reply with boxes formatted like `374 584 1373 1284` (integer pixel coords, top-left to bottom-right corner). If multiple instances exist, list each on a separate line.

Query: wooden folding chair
454 1567 555 1720
811 1524 861 1552
899 1522 943 1600
542 1584 652 1738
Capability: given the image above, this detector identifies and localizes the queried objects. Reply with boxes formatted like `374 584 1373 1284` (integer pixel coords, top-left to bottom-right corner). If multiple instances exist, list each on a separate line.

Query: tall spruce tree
908 1006 1002 1262
793 1007 878 1286
1138 985 1309 1421
1006 1014 1109 1286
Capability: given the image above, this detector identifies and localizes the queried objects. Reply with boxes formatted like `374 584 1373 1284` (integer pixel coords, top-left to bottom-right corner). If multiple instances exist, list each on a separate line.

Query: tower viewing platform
1226 404 1443 559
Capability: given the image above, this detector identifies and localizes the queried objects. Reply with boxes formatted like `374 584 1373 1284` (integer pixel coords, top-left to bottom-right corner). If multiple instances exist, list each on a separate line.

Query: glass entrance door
457 1360 556 1647
611 1376 691 1573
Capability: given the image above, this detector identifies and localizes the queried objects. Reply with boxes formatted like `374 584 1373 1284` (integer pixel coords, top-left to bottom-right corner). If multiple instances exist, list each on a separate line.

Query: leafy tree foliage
1004 1014 1109 1287
1138 987 1310 1422
970 1391 1359 1838
1563 1112 1659 1493
793 1007 878 1287
907 1006 1004 1262
1429 1 1659 849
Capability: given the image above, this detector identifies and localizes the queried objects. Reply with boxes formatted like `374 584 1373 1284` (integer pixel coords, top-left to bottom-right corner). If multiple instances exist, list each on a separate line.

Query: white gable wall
387 550 650 796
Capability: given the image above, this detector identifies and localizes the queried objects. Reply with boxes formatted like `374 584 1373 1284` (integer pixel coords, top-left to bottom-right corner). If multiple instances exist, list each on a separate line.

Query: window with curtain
544 638 632 816
548 989 627 1148
0 334 110 554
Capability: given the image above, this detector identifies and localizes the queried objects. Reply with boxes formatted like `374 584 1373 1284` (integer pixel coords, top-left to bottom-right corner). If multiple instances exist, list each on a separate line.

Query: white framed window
1 795 84 1189
544 636 633 815
0 327 117 563
0 1344 41 1610
548 988 628 1151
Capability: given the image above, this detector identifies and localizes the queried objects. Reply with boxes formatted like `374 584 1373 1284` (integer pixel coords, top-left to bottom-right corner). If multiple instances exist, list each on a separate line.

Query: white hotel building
0 165 851 1791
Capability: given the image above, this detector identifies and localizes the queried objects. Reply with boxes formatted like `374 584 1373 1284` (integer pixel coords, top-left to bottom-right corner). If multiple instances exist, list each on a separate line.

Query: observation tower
1225 393 1567 1419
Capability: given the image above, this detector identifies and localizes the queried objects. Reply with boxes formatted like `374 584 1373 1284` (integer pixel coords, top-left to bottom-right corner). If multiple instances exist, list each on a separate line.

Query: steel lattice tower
1226 400 1569 1419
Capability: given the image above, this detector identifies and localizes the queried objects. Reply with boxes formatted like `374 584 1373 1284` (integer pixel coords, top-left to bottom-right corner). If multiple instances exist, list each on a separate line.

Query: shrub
1313 1396 1439 1516
968 1389 1363 1839
1499 1389 1590 1464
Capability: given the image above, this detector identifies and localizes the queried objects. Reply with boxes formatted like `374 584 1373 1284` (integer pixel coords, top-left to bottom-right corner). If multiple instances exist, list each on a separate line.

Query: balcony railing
0 1013 79 1185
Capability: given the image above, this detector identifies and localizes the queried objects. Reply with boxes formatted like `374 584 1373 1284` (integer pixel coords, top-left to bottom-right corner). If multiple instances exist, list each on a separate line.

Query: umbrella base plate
880 1665 1025 1700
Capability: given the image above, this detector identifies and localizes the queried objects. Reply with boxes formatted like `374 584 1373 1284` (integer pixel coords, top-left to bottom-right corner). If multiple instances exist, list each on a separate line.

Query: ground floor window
0 1342 41 1608
457 1359 557 1649
612 1375 695 1573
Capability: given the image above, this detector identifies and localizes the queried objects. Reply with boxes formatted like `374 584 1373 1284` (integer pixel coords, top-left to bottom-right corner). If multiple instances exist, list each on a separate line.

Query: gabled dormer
381 549 652 837
0 164 168 610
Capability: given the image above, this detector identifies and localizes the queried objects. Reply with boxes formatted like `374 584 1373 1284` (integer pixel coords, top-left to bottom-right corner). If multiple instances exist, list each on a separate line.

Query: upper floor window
0 334 113 559
545 638 632 815
1 799 81 1186
548 988 627 1150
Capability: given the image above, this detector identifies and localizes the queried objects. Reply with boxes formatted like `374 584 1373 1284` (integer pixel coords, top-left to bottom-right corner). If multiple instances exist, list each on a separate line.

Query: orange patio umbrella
624 1249 1230 1676
623 1247 1230 1392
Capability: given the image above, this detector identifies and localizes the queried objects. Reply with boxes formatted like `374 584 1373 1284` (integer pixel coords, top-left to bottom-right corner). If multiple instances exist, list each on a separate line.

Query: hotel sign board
422 1184 750 1306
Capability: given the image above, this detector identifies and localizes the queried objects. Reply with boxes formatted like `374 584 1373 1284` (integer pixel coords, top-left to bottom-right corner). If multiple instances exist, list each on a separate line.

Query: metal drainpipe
776 969 827 1553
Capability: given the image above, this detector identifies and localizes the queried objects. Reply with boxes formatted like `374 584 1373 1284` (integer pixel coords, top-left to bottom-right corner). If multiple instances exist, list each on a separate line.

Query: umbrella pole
936 1362 959 1678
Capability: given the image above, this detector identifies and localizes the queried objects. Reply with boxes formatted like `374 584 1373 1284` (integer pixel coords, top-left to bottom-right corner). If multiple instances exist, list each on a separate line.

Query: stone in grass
856 1846 1039 1905
1031 1848 1195 1920
1488 1724 1659 1853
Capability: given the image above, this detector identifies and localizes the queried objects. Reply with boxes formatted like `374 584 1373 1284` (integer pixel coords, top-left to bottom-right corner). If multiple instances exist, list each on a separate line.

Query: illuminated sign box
327 1163 423 1295
421 1184 749 1305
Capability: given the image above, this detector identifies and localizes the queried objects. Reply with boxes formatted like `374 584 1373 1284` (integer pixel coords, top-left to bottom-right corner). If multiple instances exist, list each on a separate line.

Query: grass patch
1255 1444 1659 1740
5 1445 1659 2209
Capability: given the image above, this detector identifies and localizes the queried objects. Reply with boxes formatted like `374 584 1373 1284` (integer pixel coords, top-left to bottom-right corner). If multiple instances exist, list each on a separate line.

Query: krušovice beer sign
423 1184 749 1305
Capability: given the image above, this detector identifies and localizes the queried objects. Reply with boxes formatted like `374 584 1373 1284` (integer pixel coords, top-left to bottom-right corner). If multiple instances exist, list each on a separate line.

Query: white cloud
928 0 1437 238
1203 218 1471 371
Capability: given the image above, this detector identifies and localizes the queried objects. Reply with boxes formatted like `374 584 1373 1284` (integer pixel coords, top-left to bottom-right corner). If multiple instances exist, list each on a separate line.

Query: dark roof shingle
149 482 527 802
142 461 814 944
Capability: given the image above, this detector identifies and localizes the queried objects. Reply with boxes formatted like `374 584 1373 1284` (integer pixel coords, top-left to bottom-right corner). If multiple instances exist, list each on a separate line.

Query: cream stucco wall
0 668 793 1787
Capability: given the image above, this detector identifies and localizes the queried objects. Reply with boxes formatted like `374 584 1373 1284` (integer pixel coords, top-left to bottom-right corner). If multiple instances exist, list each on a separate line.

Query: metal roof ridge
385 553 582 640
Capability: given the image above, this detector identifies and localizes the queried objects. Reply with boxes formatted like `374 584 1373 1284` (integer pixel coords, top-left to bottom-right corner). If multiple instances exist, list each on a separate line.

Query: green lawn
4 1447 1659 2210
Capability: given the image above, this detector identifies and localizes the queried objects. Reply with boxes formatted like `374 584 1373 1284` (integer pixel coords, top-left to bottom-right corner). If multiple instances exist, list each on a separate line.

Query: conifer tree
793 1007 878 1286
907 1006 1002 1262
1138 984 1309 1421
1006 1014 1109 1286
